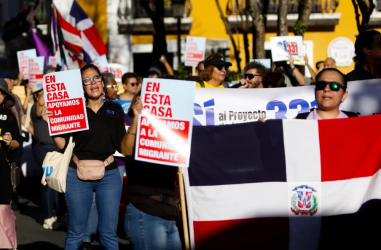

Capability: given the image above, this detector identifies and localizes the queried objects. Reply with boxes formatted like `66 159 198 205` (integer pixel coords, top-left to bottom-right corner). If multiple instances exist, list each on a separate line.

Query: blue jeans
33 144 59 219
124 204 182 250
65 167 122 250
83 165 125 243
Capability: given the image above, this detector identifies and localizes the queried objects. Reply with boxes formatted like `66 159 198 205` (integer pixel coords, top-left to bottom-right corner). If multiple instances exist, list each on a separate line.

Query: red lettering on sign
146 82 160 92
46 75 56 84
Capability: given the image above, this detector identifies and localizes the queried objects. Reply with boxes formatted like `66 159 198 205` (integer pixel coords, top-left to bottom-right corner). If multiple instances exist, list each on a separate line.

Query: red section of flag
56 11 84 61
82 28 107 56
319 114 381 182
193 218 289 250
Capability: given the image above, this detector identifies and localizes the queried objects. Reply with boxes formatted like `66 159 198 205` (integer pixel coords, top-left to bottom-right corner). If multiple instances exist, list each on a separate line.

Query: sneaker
43 216 60 229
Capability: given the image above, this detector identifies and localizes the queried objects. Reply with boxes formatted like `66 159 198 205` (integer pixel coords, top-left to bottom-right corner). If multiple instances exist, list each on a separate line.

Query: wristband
127 129 136 135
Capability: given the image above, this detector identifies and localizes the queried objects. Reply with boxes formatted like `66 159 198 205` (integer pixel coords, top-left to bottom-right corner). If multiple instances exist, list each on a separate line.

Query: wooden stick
192 66 196 76
178 167 190 250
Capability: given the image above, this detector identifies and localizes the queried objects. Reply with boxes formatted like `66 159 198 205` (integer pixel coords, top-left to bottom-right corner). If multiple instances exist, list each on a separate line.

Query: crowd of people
0 29 380 250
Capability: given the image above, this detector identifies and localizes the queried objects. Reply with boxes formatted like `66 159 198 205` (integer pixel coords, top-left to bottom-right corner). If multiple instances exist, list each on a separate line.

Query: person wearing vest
197 53 232 88
292 68 357 250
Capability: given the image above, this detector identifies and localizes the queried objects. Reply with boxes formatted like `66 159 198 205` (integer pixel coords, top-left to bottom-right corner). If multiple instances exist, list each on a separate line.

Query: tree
278 0 288 36
352 0 375 34
248 0 265 59
216 0 242 72
140 0 168 64
293 0 312 37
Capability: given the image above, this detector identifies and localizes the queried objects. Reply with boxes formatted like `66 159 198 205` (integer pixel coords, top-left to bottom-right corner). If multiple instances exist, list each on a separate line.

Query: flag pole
178 167 190 250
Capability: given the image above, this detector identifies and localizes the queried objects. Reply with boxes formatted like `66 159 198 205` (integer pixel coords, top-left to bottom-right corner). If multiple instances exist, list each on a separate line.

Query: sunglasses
215 65 230 71
315 81 346 92
128 82 137 87
244 73 261 80
106 85 119 90
82 75 102 85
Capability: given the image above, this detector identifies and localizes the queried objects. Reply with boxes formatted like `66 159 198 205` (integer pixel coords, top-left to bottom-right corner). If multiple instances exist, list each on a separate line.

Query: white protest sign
108 63 127 83
185 36 206 67
135 79 196 167
193 79 381 125
49 56 60 67
270 36 304 65
28 56 44 86
43 70 89 135
17 49 37 80
92 55 109 73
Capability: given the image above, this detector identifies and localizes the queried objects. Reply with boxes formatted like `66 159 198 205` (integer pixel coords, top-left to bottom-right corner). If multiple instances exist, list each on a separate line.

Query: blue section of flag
69 1 89 24
189 120 287 186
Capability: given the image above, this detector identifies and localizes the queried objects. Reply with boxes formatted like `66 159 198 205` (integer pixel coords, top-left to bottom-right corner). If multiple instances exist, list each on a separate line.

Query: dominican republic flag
52 0 107 63
184 115 381 250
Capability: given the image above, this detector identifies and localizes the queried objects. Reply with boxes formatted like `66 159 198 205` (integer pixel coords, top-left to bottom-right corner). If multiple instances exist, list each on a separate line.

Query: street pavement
14 176 131 250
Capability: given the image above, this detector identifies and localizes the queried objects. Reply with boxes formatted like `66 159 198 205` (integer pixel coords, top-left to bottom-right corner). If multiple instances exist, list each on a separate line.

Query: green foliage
176 63 190 80
227 70 241 82
292 20 308 35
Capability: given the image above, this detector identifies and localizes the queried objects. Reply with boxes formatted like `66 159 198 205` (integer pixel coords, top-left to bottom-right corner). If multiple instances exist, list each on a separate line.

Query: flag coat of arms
53 0 107 63
184 115 381 249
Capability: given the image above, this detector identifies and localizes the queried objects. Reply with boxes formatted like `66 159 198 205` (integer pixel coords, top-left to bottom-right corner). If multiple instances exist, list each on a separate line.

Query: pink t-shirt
306 109 348 120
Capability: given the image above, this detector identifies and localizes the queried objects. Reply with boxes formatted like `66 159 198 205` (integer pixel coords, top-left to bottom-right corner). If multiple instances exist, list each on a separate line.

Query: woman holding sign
0 78 22 249
121 93 182 250
44 65 126 250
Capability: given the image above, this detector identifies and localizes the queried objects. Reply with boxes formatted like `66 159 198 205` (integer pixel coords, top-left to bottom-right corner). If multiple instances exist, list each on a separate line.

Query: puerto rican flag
52 0 107 63
184 115 381 249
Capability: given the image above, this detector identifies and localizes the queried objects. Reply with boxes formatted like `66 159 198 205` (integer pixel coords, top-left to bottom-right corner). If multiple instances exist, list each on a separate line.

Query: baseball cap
0 78 15 108
204 56 232 68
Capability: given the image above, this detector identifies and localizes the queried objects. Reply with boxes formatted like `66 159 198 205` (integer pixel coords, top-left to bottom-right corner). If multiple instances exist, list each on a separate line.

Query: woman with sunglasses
295 68 358 119
291 68 357 250
44 64 126 250
197 53 232 88
116 72 138 114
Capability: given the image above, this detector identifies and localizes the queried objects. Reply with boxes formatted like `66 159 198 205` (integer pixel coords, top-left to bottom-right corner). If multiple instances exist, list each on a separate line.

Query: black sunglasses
215 65 230 71
244 73 261 80
315 81 346 92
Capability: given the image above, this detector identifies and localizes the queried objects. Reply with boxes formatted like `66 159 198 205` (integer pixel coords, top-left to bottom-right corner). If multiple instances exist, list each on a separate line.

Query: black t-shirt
346 66 375 81
0 108 23 204
58 102 126 170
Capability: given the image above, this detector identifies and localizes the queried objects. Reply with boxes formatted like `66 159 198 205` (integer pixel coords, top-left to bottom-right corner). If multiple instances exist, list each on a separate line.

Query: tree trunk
294 0 312 37
356 0 375 33
249 0 265 59
277 0 288 36
141 0 168 64
216 0 242 72
236 0 250 64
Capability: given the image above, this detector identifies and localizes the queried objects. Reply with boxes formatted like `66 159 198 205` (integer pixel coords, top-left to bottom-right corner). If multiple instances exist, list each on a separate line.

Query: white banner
193 79 381 126
17 49 37 80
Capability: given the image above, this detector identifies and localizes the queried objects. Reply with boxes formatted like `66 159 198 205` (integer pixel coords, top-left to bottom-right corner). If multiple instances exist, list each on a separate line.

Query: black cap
204 56 232 68
0 68 17 79
0 78 15 108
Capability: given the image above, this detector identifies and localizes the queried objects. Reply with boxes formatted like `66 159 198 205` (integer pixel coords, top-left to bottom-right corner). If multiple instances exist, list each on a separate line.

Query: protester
286 54 306 86
262 72 286 88
324 57 336 69
147 67 160 78
115 72 138 114
346 30 381 81
238 61 267 88
103 72 119 101
198 53 231 88
304 54 318 82
82 72 125 250
316 61 325 73
43 64 125 249
31 66 61 230
292 68 357 250
0 78 22 250
121 92 181 250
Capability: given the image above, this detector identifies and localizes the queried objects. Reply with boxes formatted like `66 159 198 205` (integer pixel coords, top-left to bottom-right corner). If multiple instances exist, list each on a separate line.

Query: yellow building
81 0 381 75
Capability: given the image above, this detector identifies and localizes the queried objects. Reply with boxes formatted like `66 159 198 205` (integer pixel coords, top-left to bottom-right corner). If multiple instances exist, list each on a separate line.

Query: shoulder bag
41 136 74 193
0 146 20 189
